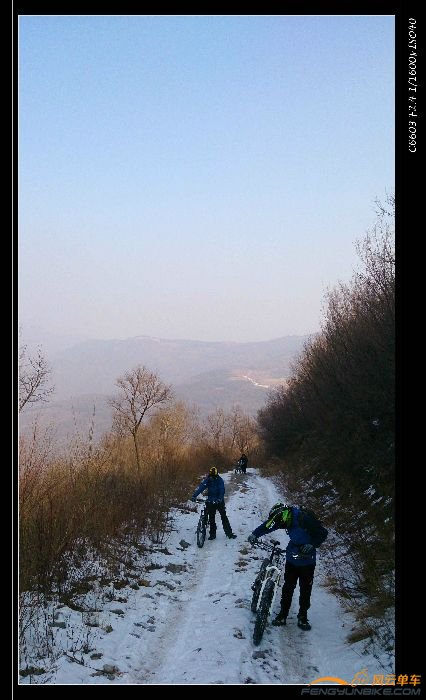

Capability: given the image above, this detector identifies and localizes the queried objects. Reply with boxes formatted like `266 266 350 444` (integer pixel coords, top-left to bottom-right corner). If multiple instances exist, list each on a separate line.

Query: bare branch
19 345 54 412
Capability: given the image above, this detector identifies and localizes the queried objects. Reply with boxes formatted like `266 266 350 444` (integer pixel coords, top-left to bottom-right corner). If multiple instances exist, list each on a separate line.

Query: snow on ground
19 469 394 685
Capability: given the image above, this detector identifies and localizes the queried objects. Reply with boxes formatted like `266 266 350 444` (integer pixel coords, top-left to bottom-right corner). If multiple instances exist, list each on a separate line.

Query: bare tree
109 365 173 472
19 345 54 412
205 408 227 451
228 405 258 454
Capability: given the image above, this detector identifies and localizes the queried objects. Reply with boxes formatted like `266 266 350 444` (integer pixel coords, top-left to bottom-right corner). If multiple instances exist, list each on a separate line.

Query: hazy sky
18 15 394 343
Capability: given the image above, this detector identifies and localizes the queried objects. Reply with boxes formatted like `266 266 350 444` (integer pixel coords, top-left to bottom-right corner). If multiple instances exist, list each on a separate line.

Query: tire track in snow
130 471 311 684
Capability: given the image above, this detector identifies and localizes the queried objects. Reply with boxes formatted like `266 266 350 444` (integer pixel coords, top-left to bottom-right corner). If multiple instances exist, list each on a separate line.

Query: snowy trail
21 470 390 685
128 472 317 684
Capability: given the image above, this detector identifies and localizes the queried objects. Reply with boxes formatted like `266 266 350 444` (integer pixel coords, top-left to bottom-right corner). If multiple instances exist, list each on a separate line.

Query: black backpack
298 507 328 547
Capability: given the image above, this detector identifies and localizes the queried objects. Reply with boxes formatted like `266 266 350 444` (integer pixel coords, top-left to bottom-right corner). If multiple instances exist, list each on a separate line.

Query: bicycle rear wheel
196 516 206 548
253 579 274 646
250 559 269 612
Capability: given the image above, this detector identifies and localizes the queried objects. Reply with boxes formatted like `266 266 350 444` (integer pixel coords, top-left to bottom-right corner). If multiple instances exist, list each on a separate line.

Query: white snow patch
19 470 394 685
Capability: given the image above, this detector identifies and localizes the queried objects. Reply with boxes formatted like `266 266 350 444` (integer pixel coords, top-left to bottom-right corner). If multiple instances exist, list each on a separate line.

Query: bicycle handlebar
252 540 286 557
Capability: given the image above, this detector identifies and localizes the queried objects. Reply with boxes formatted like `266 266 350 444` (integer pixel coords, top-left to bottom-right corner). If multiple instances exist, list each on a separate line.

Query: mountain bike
250 539 287 646
195 498 209 548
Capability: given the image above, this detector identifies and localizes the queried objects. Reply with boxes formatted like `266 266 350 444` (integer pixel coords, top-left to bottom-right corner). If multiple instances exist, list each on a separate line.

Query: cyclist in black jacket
238 453 248 474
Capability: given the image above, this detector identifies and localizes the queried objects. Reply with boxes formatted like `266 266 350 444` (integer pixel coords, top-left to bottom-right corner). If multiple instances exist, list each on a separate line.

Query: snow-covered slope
19 470 393 685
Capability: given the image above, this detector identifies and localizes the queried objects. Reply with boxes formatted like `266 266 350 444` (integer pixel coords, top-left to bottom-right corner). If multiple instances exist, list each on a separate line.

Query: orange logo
310 669 368 685
309 676 349 685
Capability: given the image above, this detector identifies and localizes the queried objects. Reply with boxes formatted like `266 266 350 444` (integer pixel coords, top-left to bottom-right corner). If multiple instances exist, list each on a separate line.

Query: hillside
20 335 308 441
48 335 307 399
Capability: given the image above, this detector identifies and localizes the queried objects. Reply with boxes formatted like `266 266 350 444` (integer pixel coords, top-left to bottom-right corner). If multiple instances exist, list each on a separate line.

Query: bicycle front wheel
250 559 269 612
253 579 274 646
196 517 206 548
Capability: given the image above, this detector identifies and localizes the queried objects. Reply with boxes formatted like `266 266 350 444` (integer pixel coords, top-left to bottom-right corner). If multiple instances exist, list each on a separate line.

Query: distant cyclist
191 467 237 540
238 453 248 474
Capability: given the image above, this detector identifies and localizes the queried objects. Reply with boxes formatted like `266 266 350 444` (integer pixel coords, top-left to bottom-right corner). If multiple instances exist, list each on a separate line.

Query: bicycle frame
252 540 286 613
256 563 281 612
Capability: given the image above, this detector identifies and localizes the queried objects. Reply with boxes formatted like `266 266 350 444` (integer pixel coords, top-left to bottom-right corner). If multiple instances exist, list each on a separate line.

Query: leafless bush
257 197 395 651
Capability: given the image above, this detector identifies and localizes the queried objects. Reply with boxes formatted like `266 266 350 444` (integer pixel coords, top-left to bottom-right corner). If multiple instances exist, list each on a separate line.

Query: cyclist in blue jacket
191 467 237 540
248 502 328 630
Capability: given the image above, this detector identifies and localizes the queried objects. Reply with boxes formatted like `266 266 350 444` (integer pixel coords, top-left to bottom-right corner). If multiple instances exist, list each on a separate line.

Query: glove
300 543 314 555
248 534 258 545
190 496 196 502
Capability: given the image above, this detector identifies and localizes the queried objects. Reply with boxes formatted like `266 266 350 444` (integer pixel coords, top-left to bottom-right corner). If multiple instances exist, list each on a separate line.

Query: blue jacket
252 506 318 567
192 475 225 503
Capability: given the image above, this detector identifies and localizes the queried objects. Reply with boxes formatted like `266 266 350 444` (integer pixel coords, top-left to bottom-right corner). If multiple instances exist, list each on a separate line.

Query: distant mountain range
20 334 310 442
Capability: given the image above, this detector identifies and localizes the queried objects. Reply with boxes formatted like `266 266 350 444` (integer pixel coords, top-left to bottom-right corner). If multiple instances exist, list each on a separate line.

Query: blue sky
19 15 395 343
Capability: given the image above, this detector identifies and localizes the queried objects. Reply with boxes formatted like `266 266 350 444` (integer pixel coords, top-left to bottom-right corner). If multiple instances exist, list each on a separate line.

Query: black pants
206 501 233 537
280 561 315 617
